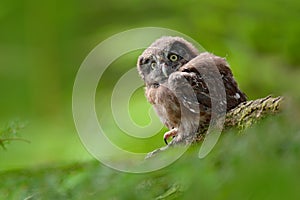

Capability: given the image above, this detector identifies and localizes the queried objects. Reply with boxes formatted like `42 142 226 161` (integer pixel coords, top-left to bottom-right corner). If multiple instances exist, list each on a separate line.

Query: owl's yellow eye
169 54 178 62
151 62 157 69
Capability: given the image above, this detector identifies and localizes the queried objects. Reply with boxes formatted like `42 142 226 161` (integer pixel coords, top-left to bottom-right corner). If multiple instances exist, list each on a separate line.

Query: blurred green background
1 0 300 199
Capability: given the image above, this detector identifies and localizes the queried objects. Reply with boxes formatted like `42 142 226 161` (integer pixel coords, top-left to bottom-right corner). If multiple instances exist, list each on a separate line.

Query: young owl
137 36 246 145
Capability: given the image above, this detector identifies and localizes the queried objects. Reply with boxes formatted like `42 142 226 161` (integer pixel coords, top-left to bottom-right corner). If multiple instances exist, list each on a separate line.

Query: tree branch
224 95 283 130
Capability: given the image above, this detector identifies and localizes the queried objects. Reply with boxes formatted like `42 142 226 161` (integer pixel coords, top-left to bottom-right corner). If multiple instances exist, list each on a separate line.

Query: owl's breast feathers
146 85 181 129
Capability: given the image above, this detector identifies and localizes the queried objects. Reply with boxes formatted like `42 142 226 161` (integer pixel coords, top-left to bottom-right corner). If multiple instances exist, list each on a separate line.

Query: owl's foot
163 128 178 145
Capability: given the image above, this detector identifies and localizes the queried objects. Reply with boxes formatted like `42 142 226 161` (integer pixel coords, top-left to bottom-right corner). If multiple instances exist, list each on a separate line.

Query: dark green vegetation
1 114 300 199
0 0 300 199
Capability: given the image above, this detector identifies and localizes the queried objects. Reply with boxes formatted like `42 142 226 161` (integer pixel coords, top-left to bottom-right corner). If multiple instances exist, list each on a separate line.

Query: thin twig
0 137 31 143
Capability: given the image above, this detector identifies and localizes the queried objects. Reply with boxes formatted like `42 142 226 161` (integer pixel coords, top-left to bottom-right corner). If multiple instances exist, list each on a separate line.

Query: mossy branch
224 95 284 130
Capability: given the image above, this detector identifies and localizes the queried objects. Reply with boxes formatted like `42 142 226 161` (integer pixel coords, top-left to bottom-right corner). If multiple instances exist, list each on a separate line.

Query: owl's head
137 36 199 86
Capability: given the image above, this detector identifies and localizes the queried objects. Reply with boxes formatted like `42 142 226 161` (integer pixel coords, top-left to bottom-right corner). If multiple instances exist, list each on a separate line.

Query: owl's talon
163 128 178 145
164 138 168 145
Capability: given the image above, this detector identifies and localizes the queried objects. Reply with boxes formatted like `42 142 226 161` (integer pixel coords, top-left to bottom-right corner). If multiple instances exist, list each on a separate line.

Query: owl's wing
167 72 201 114
177 52 247 112
167 55 223 115
167 71 204 138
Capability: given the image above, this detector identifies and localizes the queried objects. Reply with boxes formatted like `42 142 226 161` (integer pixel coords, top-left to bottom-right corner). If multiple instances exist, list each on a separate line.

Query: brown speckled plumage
137 36 247 145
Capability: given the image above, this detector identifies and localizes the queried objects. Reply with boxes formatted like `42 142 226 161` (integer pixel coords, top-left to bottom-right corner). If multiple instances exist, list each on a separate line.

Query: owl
137 36 247 145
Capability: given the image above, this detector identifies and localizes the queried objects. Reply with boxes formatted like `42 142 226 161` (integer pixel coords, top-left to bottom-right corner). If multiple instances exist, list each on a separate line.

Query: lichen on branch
224 95 283 130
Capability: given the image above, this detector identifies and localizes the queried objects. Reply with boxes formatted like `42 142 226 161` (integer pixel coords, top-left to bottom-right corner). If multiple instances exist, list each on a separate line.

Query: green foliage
1 114 300 199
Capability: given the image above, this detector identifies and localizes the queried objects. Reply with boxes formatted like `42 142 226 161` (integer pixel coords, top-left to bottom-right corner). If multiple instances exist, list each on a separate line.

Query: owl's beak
161 64 168 77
